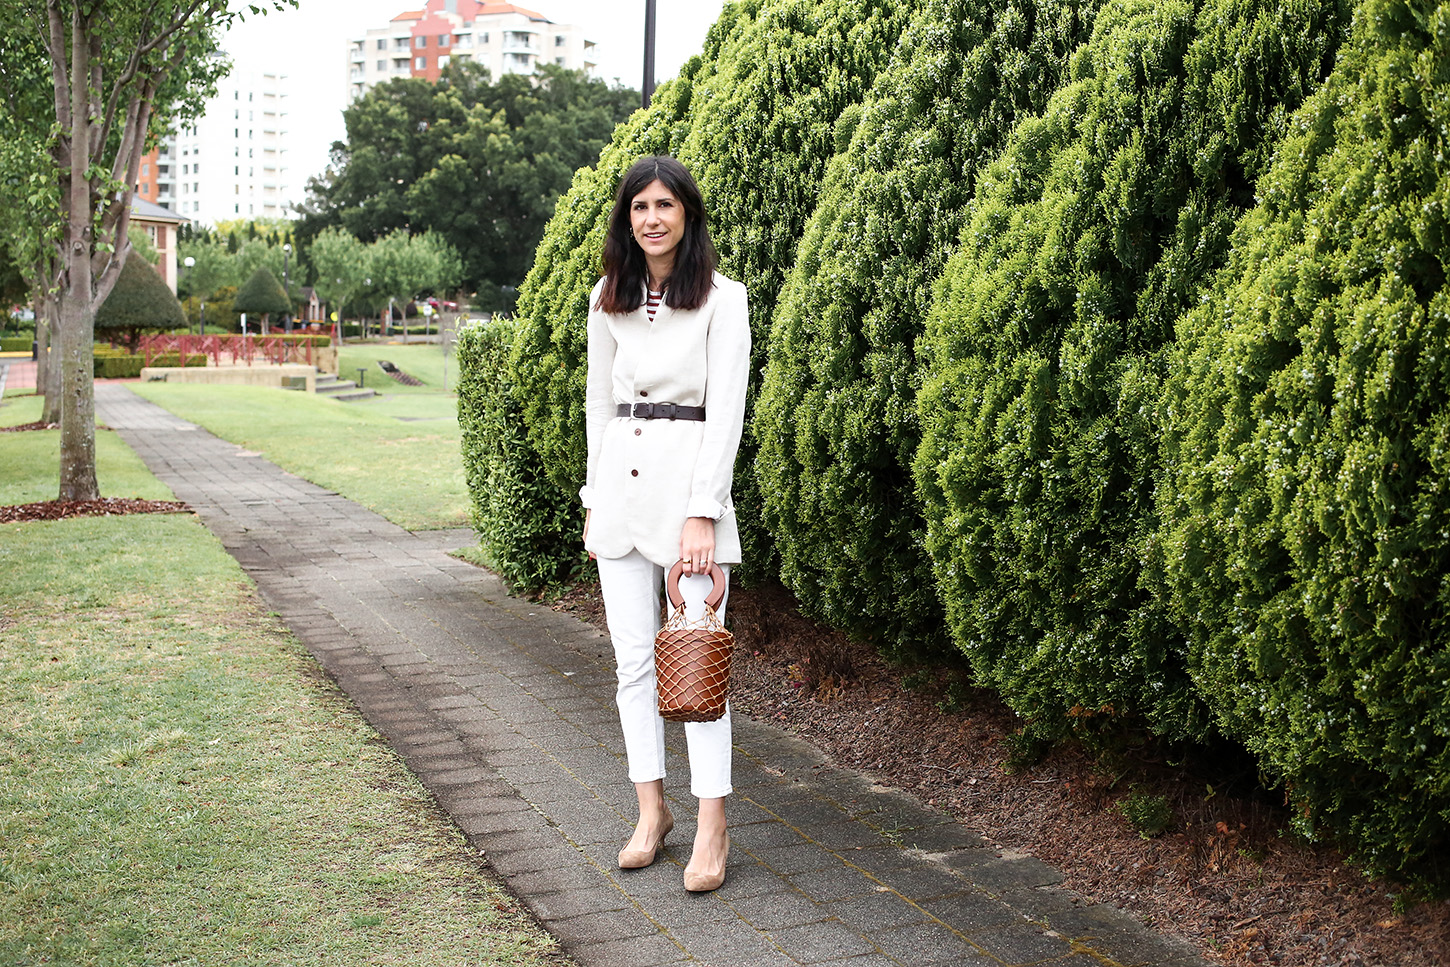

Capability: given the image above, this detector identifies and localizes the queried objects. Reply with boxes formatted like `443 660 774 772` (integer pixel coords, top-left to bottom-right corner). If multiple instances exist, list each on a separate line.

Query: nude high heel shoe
618 811 674 869
683 833 729 892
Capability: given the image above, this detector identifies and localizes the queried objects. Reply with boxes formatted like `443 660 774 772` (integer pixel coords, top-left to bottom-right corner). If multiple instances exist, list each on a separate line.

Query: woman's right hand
583 509 595 560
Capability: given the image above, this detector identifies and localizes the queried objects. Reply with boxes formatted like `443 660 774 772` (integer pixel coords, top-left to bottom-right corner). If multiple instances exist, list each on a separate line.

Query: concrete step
331 388 378 402
315 378 359 395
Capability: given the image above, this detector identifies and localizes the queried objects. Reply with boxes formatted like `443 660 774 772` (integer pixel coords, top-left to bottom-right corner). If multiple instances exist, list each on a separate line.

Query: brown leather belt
617 402 705 421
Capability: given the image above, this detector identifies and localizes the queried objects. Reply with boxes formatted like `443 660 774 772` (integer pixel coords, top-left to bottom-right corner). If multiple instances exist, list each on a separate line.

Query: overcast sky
222 0 729 194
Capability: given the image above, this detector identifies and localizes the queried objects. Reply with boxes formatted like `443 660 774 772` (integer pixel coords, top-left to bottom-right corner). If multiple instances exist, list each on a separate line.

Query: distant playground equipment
376 360 423 386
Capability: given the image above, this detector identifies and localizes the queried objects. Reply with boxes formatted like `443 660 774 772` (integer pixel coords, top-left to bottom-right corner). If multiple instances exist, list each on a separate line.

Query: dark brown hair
596 155 717 314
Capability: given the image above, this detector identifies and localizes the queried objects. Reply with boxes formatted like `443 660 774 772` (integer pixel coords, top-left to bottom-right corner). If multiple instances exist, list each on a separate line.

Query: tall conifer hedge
457 319 584 591
498 0 911 587
754 0 1103 656
1159 0 1450 891
913 0 1349 738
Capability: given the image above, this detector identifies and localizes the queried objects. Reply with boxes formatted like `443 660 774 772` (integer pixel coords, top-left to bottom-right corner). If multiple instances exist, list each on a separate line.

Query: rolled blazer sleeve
686 279 750 520
580 278 615 511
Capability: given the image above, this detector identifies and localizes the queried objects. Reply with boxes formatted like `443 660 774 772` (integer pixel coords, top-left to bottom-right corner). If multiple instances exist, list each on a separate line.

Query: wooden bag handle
665 560 727 612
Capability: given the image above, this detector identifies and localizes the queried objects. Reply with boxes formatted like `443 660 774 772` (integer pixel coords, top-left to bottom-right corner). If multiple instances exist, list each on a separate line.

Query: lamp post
642 0 656 107
282 242 292 335
182 256 197 335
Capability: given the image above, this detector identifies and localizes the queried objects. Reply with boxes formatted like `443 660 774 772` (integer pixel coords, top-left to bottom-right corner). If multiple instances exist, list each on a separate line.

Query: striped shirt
646 288 663 323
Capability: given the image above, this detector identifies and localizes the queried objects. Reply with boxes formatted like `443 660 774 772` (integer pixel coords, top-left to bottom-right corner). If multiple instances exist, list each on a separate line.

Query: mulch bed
549 579 1450 967
0 498 191 524
1 421 59 433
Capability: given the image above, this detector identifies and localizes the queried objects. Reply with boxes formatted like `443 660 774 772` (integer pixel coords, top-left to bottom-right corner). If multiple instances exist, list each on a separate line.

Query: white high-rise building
347 1 599 102
147 69 293 226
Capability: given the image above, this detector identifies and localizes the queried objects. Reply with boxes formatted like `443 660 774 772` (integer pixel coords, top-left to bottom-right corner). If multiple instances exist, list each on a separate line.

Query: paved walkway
97 383 1204 967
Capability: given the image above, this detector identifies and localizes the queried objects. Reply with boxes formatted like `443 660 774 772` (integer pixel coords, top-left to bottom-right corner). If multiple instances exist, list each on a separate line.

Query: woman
580 155 749 893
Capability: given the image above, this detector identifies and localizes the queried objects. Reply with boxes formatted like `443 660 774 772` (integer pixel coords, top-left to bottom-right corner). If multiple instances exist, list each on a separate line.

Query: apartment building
347 1 598 101
135 68 293 226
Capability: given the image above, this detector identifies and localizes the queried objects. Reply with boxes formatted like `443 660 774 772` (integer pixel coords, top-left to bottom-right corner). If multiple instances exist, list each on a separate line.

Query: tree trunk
56 291 97 500
37 298 62 425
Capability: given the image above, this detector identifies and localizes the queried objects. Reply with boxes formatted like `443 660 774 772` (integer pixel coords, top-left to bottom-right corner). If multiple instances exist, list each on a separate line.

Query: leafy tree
298 62 636 293
307 227 370 322
94 252 185 350
0 0 291 500
753 0 1104 657
176 237 234 302
1159 0 1450 893
233 264 290 326
0 241 28 327
367 229 462 318
127 227 158 264
913 0 1348 739
0 67 64 422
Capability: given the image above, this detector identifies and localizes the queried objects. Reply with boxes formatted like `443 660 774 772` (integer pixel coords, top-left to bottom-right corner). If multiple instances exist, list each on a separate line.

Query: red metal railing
136 333 328 368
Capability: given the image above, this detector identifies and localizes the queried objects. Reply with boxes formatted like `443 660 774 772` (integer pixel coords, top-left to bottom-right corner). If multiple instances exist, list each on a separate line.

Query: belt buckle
631 402 651 419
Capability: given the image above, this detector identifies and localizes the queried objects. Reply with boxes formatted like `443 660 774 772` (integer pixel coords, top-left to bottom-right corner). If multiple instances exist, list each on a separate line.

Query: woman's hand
679 517 715 576
583 509 595 560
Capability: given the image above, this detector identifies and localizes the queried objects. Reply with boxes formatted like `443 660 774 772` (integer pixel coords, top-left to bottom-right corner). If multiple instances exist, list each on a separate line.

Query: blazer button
634 428 642 436
631 469 639 477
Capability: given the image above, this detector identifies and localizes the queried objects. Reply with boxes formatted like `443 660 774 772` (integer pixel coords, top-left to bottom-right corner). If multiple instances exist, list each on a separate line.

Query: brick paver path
97 382 1204 967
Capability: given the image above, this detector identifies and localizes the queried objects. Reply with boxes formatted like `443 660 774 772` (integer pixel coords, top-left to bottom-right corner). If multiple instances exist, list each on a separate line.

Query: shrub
1 337 33 353
754 0 1104 657
456 319 586 593
1159 0 1450 894
94 255 186 351
234 265 290 322
505 1 911 586
93 352 206 379
913 0 1348 739
672 0 914 577
1118 792 1172 839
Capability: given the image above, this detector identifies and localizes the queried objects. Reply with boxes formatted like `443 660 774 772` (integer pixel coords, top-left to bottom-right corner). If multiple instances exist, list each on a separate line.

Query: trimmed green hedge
465 0 1450 892
1 337 32 353
93 352 206 379
754 0 1104 656
1160 0 1450 893
673 0 914 576
456 319 585 591
913 0 1349 740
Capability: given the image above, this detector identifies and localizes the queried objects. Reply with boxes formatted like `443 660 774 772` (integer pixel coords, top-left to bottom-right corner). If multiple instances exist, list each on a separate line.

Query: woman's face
629 178 686 273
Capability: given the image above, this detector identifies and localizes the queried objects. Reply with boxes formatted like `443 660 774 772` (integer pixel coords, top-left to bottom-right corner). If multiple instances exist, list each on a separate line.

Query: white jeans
595 550 733 799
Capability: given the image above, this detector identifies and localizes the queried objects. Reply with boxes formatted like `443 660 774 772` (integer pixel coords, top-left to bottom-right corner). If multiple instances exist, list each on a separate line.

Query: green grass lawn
0 395 174 504
339 341 458 395
131 381 469 530
0 513 566 966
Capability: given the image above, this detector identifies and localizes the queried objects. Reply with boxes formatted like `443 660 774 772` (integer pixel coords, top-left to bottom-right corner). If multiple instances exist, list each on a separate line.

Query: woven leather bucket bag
655 561 734 723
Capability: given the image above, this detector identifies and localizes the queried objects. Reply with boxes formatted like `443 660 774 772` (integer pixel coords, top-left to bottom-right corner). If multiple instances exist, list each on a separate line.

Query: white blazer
580 271 751 567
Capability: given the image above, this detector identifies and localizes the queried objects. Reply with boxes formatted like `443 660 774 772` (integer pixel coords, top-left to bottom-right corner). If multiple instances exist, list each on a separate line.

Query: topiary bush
753 0 1104 657
1159 0 1450 894
94 255 186 351
913 0 1349 740
456 319 585 592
